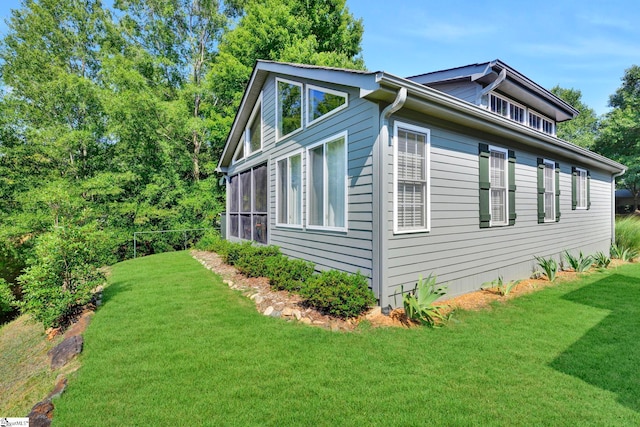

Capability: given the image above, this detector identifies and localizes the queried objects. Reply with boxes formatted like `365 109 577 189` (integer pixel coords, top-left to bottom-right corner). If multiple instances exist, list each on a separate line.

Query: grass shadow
550 274 640 412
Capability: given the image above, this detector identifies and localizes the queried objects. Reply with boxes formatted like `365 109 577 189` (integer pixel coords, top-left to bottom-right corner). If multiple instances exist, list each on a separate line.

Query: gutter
612 169 627 246
377 87 407 314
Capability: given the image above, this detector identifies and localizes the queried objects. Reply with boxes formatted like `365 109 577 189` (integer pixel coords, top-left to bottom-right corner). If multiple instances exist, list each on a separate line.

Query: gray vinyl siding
382 110 613 307
228 73 379 282
427 81 481 104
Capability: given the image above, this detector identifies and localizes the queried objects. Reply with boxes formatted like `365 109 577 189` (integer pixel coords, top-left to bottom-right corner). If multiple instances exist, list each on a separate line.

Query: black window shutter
587 170 591 210
555 162 561 222
508 150 517 225
537 158 545 224
571 166 577 210
479 144 491 228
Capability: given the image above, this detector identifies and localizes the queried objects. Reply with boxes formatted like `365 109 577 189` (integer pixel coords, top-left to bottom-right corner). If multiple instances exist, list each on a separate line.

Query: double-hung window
572 167 590 210
276 152 303 226
394 122 430 233
543 160 555 221
489 147 508 226
307 132 347 230
276 78 303 140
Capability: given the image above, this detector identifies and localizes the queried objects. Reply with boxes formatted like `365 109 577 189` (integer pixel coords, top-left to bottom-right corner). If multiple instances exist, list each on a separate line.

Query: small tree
19 226 106 329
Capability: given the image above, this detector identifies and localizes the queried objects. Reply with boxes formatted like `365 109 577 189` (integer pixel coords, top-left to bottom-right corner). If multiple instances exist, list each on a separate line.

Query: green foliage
481 276 521 296
403 274 449 326
551 86 599 149
265 256 315 292
611 243 638 262
301 270 375 319
535 256 559 282
593 252 611 269
18 227 106 329
615 216 640 251
563 251 593 273
0 278 17 316
234 245 281 278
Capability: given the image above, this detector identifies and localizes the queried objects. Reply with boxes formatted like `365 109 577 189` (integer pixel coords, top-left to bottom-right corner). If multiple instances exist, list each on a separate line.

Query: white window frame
489 92 556 136
275 150 304 228
275 77 303 142
244 92 263 156
576 167 588 210
305 131 349 232
306 84 348 127
543 159 556 222
489 145 508 227
393 121 431 234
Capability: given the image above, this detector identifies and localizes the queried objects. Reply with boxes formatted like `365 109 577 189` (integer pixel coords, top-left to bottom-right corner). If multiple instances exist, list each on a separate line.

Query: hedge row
197 232 376 319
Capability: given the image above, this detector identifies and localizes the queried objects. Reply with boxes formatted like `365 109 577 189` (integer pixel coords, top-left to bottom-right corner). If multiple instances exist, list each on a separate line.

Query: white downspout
377 87 407 313
476 68 507 105
612 169 626 246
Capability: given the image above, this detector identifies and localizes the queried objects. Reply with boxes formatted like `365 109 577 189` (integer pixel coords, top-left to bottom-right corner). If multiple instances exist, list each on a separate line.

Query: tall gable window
393 122 430 233
307 85 348 125
479 144 516 228
276 78 303 140
572 167 590 210
277 152 303 226
537 158 560 223
307 132 347 231
246 98 262 154
228 164 268 243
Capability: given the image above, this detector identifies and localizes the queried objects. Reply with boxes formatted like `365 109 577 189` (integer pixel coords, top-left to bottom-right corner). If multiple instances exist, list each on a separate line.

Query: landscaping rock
28 400 54 427
282 307 293 317
270 310 282 318
48 335 83 370
299 317 312 325
46 375 67 400
263 306 274 316
293 309 302 320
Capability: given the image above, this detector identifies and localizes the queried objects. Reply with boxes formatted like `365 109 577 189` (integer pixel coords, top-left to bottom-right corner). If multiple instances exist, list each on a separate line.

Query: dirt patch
192 250 627 330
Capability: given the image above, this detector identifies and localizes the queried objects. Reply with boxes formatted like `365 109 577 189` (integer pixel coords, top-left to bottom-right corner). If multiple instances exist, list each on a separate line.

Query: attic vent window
489 93 555 136
276 78 303 140
307 84 348 125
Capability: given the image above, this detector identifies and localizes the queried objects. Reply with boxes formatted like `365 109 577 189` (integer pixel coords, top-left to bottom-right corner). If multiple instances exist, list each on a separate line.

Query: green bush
615 216 640 251
301 270 376 319
234 245 281 278
195 230 232 256
18 227 106 329
265 256 315 292
0 278 17 316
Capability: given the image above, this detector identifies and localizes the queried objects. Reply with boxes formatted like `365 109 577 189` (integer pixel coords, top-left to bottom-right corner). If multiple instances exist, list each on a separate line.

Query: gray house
217 59 625 310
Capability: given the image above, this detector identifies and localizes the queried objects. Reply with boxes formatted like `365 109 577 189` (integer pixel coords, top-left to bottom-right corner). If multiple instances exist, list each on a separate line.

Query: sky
0 0 638 115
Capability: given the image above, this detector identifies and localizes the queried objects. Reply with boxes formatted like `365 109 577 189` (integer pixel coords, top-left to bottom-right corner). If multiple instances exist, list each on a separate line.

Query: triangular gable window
307 84 348 126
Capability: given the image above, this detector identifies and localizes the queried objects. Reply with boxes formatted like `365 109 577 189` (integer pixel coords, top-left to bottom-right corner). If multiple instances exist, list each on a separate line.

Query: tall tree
551 86 599 149
207 0 365 158
594 66 640 210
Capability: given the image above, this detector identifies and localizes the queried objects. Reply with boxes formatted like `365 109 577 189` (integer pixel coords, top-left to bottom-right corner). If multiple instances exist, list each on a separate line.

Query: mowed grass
54 251 640 426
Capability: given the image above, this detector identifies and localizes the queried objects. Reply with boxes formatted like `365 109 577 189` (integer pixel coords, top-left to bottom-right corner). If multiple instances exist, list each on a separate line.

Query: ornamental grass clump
563 251 593 273
535 256 559 282
403 274 449 327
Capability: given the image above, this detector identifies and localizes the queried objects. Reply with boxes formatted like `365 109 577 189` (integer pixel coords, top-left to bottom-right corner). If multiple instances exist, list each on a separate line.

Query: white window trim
231 138 244 165
305 130 349 232
543 159 556 222
576 167 588 210
275 77 304 142
393 121 431 234
306 84 349 127
489 92 556 136
489 145 508 227
244 92 263 157
275 150 304 229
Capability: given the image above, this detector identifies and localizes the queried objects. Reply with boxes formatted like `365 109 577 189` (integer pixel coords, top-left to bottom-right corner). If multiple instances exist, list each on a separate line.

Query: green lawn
54 251 640 426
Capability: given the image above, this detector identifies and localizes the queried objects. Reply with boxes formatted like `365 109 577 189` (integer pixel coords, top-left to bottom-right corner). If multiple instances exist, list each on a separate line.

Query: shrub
611 243 638 262
265 256 315 292
593 252 611 269
403 274 449 326
615 216 640 252
18 227 106 329
480 276 521 296
563 251 593 273
0 278 17 316
234 245 281 278
301 270 376 319
535 256 558 282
